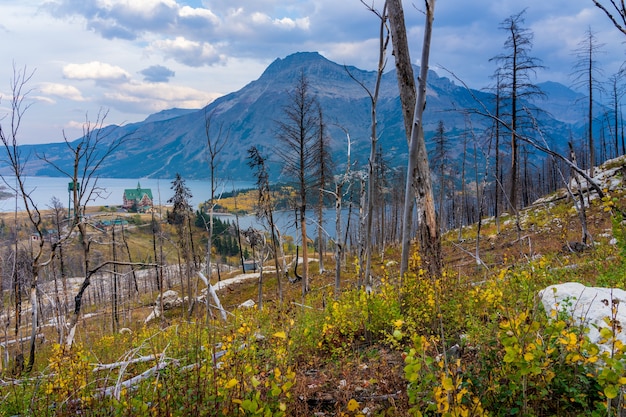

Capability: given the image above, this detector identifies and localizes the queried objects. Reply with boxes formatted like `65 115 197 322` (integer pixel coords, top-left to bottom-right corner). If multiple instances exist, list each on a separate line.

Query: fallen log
198 271 228 321
99 357 170 399
0 334 44 348
92 353 162 372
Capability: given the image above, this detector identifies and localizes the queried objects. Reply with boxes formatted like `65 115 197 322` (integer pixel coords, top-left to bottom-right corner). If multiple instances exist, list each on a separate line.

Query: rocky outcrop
538 282 626 353
145 290 183 323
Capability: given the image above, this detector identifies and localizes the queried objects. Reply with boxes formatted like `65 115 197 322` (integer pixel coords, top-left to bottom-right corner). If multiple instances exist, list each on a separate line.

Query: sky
0 0 624 144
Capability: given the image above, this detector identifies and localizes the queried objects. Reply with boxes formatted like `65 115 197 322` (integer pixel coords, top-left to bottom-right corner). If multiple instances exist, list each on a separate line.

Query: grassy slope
1 157 626 416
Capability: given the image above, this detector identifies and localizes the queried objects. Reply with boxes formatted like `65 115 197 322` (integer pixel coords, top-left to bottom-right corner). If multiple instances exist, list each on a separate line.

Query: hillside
1 151 626 415
0 52 593 181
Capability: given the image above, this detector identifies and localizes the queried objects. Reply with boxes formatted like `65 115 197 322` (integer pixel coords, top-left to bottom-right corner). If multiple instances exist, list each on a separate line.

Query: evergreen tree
168 174 192 225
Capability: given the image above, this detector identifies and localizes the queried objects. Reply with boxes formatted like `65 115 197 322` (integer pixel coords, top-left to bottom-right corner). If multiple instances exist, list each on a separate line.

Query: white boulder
538 282 626 352
239 299 256 308
158 290 182 310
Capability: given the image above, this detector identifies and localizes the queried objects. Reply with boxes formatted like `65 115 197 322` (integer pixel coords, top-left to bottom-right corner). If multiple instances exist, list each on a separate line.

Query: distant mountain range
1 52 594 181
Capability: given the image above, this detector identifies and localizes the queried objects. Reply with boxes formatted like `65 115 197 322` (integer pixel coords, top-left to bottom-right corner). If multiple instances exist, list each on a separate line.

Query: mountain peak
143 108 195 123
261 52 332 77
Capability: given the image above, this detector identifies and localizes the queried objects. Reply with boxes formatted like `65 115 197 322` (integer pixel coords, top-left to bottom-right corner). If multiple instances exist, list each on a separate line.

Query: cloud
178 5 220 25
40 0 319 64
248 12 310 30
63 61 131 83
42 0 220 42
39 82 85 101
65 120 88 130
139 65 175 82
150 37 225 67
87 18 138 40
43 0 180 39
101 82 220 114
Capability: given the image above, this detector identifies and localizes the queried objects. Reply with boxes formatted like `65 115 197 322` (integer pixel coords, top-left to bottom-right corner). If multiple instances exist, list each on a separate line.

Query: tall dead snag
490 10 544 214
313 106 333 275
248 146 283 304
276 72 319 296
571 27 605 178
0 64 46 372
325 127 353 297
397 0 442 278
203 109 227 319
355 0 390 288
607 72 625 156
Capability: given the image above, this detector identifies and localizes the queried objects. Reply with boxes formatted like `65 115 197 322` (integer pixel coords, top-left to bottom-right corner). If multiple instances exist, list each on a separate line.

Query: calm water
0 176 357 240
0 176 254 212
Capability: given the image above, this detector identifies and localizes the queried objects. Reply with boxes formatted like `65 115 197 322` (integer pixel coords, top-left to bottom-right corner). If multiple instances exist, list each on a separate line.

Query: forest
2 1 626 416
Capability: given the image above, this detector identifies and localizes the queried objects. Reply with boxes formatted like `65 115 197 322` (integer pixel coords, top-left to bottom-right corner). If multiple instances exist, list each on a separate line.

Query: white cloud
63 61 131 83
179 5 219 23
150 37 225 66
65 120 88 130
98 80 219 114
273 16 310 30
39 82 85 101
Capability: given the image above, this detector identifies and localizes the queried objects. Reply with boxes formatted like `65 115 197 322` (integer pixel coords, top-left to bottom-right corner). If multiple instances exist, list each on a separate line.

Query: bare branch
592 0 626 35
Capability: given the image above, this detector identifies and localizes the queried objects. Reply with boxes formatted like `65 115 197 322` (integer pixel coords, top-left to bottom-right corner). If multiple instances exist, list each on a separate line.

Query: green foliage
196 212 241 257
127 214 143 225
315 278 402 356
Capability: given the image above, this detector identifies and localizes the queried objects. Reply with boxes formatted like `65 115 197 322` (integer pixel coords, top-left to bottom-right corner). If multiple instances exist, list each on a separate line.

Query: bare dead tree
0 64 45 372
48 197 69 329
397 0 442 278
203 109 227 319
312 106 333 275
354 0 390 288
607 71 625 156
490 9 545 213
248 145 283 304
276 72 319 296
571 27 605 177
321 127 354 297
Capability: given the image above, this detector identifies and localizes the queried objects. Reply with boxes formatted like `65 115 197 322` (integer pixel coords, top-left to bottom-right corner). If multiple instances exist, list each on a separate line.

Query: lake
214 208 358 242
0 176 358 241
0 176 254 212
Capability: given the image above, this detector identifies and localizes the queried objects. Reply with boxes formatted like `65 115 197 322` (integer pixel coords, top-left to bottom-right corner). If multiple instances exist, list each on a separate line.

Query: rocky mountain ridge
1 52 593 181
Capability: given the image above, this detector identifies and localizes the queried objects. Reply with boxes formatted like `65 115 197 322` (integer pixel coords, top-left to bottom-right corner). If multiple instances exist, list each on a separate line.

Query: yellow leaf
347 399 360 412
225 378 239 389
273 331 287 339
442 377 454 391
619 377 626 385
600 327 613 339
605 385 619 399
